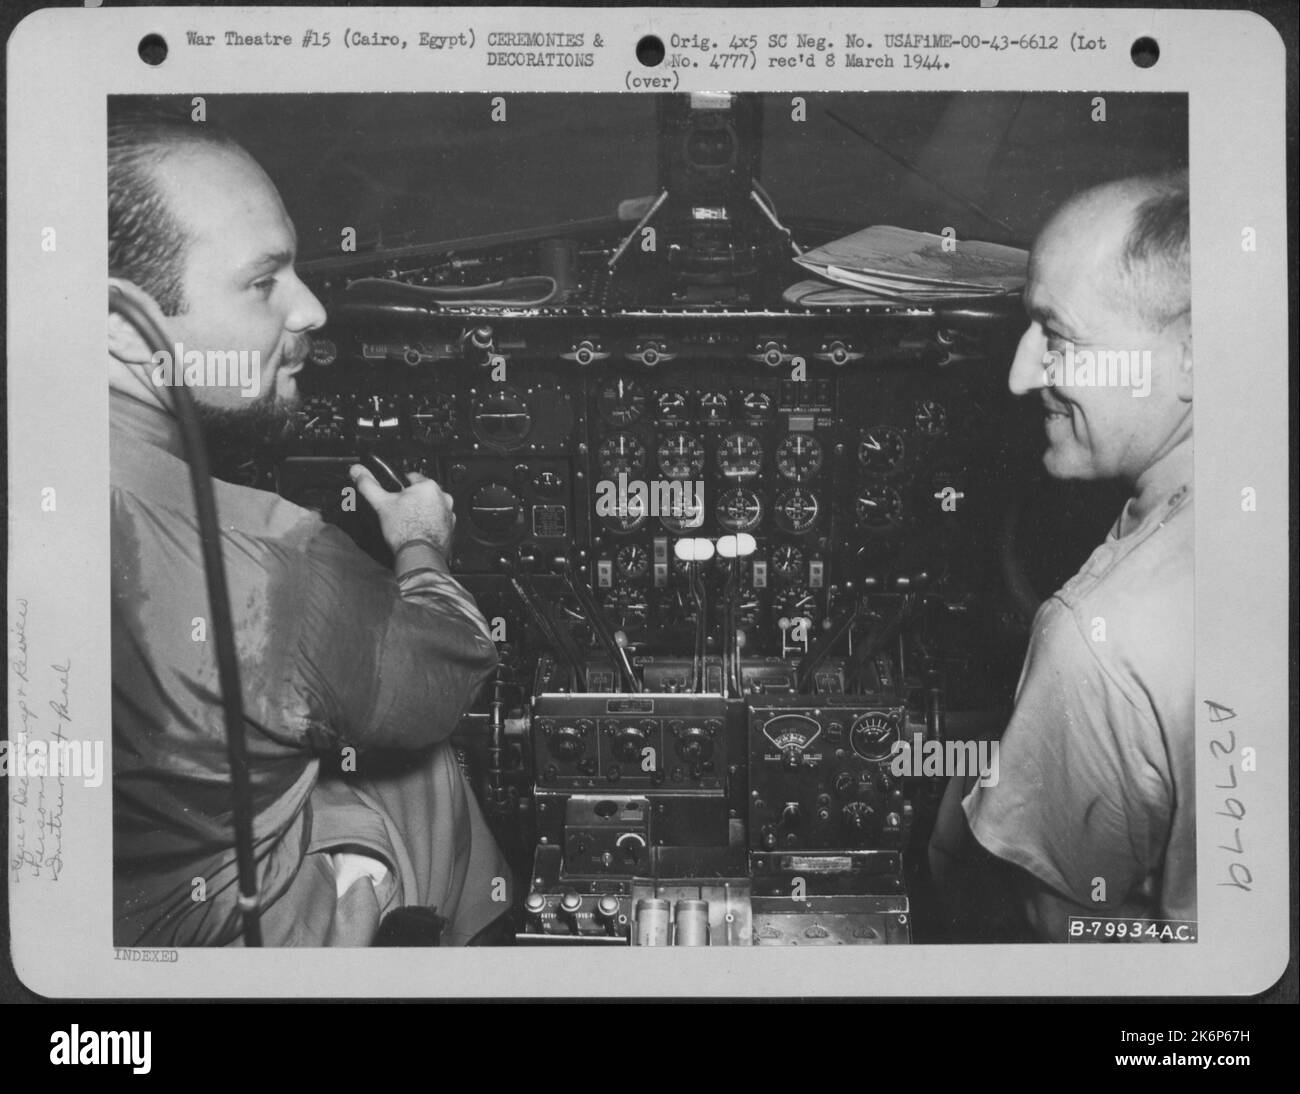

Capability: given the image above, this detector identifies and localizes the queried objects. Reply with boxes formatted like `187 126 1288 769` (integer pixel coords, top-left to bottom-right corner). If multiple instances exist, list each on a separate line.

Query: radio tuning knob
675 725 713 763
842 801 874 832
552 724 585 758
615 832 647 865
613 724 647 761
596 895 620 919
559 892 583 916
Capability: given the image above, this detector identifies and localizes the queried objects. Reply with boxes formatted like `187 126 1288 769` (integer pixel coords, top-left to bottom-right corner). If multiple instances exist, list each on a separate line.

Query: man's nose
1008 323 1048 395
287 273 328 334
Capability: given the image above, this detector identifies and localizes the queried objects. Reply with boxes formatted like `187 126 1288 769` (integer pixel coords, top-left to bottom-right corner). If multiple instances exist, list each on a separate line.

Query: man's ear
108 277 167 365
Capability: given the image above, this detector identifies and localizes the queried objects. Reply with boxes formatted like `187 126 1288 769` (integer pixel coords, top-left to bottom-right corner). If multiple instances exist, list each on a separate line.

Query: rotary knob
616 832 647 866
674 724 713 763
613 723 648 762
552 724 585 759
559 892 583 916
842 800 875 833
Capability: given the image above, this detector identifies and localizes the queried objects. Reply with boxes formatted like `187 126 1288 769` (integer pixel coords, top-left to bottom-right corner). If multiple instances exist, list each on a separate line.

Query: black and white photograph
4 5 1292 1016
104 90 1195 948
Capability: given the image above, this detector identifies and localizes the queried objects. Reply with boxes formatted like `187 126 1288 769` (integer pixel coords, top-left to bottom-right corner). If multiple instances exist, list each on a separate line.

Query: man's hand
349 466 456 558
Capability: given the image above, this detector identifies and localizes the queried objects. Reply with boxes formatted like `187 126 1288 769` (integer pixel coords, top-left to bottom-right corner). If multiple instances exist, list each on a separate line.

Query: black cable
109 283 262 947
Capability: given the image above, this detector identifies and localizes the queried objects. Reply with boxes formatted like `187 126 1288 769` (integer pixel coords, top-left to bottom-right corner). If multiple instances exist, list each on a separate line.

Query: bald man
108 107 511 946
930 173 1194 942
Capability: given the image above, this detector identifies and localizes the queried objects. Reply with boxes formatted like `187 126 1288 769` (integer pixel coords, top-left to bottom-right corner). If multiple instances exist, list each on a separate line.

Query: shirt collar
109 388 186 460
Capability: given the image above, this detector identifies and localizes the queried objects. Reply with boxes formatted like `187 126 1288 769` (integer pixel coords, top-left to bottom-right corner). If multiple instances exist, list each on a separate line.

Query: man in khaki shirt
931 171 1194 942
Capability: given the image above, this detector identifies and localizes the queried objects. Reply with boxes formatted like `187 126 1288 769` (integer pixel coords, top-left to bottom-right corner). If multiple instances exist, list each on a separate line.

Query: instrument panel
266 332 1012 669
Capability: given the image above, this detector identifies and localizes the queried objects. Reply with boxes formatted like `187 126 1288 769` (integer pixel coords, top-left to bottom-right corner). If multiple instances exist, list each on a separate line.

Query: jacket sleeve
291 524 499 751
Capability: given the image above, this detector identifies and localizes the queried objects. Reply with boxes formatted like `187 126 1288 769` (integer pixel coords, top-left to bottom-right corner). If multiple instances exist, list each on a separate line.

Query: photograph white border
6 5 1290 997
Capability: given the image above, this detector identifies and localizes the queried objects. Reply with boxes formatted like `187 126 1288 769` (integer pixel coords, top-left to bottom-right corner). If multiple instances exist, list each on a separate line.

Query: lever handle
359 452 410 493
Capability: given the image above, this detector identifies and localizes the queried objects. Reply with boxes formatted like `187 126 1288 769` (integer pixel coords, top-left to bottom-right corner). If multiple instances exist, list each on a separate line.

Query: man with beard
929 171 1194 941
108 106 510 946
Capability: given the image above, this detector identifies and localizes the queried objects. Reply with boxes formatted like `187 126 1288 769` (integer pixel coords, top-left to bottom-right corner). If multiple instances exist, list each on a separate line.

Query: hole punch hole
636 35 665 68
138 33 168 66
1130 36 1159 68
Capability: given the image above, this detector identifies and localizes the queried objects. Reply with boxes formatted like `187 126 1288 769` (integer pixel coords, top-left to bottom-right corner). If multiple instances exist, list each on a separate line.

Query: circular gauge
602 507 647 534
773 487 820 533
716 488 764 532
856 485 904 529
472 385 532 449
355 395 401 442
661 494 706 533
760 713 820 760
606 588 647 628
597 432 646 478
716 432 763 480
597 377 645 426
858 426 905 475
295 396 348 442
849 712 900 763
409 392 457 444
656 389 689 423
914 399 947 436
775 434 824 481
742 391 772 417
532 469 565 497
616 544 650 580
770 544 805 582
601 484 649 533
657 431 705 478
777 586 818 624
468 482 525 544
699 390 729 422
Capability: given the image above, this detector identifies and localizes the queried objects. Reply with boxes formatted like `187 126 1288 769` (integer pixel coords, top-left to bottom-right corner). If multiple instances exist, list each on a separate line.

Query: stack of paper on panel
784 225 1028 307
